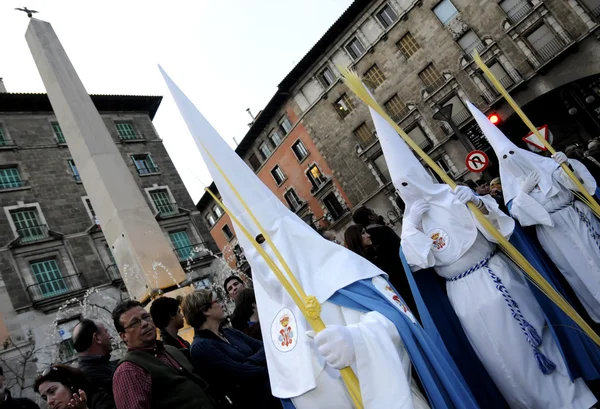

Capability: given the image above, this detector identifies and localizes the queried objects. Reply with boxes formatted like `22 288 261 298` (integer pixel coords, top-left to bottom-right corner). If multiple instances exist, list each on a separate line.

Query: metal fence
26 274 81 301
506 1 533 24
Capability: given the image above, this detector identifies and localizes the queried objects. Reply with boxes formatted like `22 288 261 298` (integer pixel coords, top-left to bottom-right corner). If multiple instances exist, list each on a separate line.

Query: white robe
291 277 430 409
511 165 600 322
403 201 596 409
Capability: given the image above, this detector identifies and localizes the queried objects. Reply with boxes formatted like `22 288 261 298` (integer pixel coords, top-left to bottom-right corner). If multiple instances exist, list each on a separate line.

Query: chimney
0 78 6 93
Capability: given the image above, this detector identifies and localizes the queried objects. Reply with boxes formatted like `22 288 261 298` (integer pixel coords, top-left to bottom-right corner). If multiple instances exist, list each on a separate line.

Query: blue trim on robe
328 279 481 409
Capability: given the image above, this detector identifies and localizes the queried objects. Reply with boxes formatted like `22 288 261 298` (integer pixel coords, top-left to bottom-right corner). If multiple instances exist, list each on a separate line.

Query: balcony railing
389 107 411 123
136 166 160 175
118 133 145 141
17 225 49 243
591 5 600 18
26 274 81 301
425 77 447 94
155 202 179 217
463 41 486 61
174 243 208 262
534 37 566 63
0 139 16 148
505 1 533 25
359 133 378 149
310 177 331 194
452 107 472 126
105 264 121 281
0 179 29 190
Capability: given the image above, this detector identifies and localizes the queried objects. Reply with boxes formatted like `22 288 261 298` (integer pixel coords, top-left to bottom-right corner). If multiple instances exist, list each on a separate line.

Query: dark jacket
0 391 39 409
160 329 191 360
190 328 280 409
365 224 420 322
77 355 117 398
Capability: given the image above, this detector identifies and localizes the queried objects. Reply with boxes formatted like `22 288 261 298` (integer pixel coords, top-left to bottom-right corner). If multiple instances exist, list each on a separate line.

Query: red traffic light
488 113 501 125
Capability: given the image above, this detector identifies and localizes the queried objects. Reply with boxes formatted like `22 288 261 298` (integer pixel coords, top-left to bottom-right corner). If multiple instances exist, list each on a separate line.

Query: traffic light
488 113 501 125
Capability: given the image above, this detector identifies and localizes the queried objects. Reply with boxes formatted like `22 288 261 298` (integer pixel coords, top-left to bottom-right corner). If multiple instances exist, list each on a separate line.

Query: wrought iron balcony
505 1 533 25
462 41 486 61
156 202 179 217
535 38 566 63
118 133 145 141
174 243 208 262
591 5 600 18
389 107 411 124
359 133 378 149
310 177 332 195
26 274 81 302
17 225 49 243
105 264 121 281
0 179 29 190
425 77 447 94
136 166 160 175
451 107 472 126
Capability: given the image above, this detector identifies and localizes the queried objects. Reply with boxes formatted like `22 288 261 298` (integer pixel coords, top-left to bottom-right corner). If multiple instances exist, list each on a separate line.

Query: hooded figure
467 102 600 323
161 67 486 409
368 102 597 409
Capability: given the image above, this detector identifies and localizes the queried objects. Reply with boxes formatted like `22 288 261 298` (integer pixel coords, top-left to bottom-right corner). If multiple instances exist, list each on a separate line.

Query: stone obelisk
25 18 188 303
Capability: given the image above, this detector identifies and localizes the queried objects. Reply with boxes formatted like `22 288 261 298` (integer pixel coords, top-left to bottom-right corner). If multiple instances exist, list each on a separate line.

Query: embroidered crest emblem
428 228 449 252
370 279 416 324
271 308 297 352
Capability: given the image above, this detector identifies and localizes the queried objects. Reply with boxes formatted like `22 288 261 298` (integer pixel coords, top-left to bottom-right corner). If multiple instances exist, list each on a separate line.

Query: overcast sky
0 0 352 201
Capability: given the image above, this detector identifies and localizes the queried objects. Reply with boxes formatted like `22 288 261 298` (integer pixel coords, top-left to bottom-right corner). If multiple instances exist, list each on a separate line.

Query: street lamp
432 103 475 151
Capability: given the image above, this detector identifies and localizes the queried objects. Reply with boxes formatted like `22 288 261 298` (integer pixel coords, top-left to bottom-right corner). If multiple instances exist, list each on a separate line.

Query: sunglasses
41 366 58 377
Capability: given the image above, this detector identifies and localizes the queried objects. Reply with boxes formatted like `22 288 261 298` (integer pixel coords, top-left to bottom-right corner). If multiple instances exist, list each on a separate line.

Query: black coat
0 391 39 409
77 355 117 398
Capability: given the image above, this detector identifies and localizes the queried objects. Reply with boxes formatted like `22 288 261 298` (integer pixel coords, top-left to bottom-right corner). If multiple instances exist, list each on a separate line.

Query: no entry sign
465 150 489 173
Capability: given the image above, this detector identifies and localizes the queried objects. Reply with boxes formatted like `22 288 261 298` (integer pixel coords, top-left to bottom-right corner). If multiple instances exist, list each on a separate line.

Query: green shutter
150 190 176 215
0 168 22 188
30 259 67 297
11 210 45 241
116 123 136 139
52 123 65 143
169 231 193 261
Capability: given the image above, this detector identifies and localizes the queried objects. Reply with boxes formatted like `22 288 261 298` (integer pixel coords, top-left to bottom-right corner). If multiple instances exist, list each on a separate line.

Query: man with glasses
111 300 215 409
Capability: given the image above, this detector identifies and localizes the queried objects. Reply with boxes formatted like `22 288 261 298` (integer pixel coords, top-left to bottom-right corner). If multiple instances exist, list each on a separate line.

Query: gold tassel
339 66 600 347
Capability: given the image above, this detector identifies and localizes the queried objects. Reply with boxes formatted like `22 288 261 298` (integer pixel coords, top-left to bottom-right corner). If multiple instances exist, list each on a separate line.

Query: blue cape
401 223 600 407
282 279 481 409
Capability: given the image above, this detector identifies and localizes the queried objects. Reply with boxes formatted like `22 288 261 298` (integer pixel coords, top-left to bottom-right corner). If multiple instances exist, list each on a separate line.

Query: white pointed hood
369 106 479 266
466 101 559 204
160 67 383 398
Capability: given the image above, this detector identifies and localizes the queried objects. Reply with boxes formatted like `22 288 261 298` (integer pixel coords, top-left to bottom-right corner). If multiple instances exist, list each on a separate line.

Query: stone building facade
0 90 218 398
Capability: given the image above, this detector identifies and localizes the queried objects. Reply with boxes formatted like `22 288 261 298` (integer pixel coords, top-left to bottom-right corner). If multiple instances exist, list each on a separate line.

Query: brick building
200 0 600 251
0 86 217 397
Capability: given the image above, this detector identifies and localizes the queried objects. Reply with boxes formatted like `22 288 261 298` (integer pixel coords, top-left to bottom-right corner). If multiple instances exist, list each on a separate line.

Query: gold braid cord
339 67 600 348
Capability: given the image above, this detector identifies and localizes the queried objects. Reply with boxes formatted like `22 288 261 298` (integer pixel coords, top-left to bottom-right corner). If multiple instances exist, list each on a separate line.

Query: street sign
523 125 553 153
465 150 489 173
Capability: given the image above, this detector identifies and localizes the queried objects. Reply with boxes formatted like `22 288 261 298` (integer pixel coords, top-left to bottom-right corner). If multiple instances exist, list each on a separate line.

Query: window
0 125 9 146
259 143 273 159
284 189 302 211
581 0 600 17
397 32 420 59
269 130 283 147
373 153 391 183
0 167 23 189
364 65 386 89
222 224 234 241
30 259 67 298
212 204 224 218
150 189 177 216
83 197 99 225
132 154 158 174
307 165 327 190
500 0 533 24
115 122 138 140
279 116 293 135
384 95 409 122
419 64 445 92
205 213 216 227
292 140 309 161
271 165 286 185
334 94 354 119
169 231 194 261
11 209 46 242
458 30 484 59
526 25 562 63
443 95 470 125
376 4 398 28
318 67 336 88
323 193 345 221
354 123 377 148
433 0 459 24
345 37 366 60
407 125 433 151
437 157 454 176
247 153 261 171
67 160 80 182
483 62 513 90
52 122 65 143
233 244 245 264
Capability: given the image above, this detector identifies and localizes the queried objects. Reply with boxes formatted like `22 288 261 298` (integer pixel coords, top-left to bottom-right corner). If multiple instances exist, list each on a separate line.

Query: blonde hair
181 289 212 329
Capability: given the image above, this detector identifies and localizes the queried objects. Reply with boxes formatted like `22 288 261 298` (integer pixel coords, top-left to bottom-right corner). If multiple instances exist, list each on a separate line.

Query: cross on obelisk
25 18 189 303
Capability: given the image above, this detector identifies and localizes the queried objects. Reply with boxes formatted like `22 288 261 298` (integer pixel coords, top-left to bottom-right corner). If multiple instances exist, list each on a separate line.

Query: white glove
520 172 541 193
404 199 430 228
552 152 568 165
453 185 479 205
312 325 356 370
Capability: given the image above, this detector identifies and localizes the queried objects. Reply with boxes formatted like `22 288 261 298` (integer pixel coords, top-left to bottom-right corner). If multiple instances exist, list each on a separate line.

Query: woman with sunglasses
181 289 282 409
34 365 114 409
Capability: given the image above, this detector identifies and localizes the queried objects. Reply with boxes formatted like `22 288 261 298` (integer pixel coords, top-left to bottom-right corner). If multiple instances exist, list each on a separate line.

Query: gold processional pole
339 67 600 347
473 51 600 218
199 142 364 409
